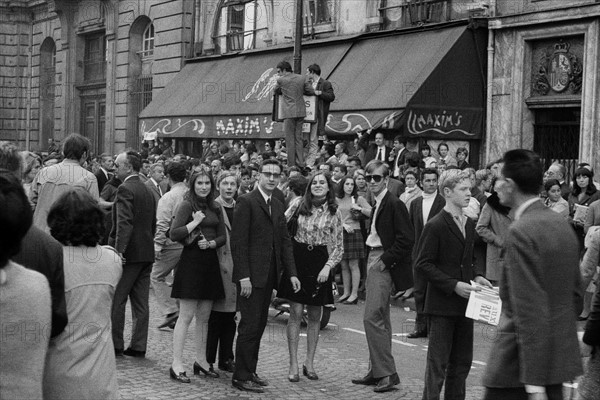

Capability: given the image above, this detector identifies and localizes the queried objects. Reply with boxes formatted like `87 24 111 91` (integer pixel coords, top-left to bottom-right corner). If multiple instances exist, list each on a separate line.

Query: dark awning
140 23 486 140
139 42 351 139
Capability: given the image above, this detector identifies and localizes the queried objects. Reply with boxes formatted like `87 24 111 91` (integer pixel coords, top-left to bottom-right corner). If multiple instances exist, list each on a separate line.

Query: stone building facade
487 0 600 178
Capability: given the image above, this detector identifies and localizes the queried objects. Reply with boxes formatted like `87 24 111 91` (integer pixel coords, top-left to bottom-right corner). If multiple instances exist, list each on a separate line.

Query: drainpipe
485 0 496 165
25 12 34 151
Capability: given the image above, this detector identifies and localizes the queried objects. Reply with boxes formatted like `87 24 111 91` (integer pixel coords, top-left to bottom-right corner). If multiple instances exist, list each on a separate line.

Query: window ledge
304 22 336 36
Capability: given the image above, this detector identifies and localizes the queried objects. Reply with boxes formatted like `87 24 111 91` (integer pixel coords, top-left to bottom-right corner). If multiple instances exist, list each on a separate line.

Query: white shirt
150 178 162 196
366 188 388 247
100 167 109 180
422 191 437 224
311 76 320 90
393 148 405 177
376 146 386 162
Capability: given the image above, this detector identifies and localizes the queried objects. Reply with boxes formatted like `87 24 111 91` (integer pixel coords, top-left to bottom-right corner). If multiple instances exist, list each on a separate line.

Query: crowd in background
1 131 599 400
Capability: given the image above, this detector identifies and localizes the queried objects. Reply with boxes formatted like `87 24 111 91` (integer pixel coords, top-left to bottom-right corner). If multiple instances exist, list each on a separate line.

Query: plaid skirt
343 230 365 260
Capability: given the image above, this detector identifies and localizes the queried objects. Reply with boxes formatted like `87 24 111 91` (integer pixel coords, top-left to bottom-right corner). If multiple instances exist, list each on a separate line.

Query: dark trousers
206 310 236 365
233 259 277 381
484 385 564 400
413 266 428 333
284 117 305 167
111 262 152 351
423 315 474 400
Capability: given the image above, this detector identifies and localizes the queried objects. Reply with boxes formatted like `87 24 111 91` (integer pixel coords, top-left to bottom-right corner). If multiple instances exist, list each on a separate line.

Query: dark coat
231 189 297 288
358 131 392 166
13 225 67 338
108 175 156 263
483 201 583 387
144 178 162 204
313 77 335 135
415 210 481 316
370 191 414 291
95 169 110 193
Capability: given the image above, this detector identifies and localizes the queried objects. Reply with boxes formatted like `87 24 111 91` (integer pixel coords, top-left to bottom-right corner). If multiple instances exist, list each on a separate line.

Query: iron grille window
137 75 153 109
214 0 259 53
380 0 451 30
84 33 106 82
306 0 332 25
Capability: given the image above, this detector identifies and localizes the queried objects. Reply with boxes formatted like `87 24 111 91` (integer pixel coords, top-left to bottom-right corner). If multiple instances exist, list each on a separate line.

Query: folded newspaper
465 281 502 326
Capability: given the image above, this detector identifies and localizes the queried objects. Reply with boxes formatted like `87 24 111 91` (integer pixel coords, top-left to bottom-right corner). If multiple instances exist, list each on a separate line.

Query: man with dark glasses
352 160 414 393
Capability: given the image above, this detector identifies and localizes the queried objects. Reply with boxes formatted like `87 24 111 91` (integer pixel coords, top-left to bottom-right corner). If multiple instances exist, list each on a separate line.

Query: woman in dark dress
169 171 226 383
280 172 343 382
568 167 600 251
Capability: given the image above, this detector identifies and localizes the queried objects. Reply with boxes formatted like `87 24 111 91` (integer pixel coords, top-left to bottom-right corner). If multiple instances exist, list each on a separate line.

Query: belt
368 246 383 251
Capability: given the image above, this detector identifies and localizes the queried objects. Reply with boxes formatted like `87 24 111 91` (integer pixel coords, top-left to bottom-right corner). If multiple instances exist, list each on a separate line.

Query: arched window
142 23 154 58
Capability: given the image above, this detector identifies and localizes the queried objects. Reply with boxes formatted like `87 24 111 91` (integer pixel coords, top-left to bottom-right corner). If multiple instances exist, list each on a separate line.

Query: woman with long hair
353 169 369 200
568 167 600 250
169 171 226 383
44 189 122 399
335 175 371 304
279 172 343 382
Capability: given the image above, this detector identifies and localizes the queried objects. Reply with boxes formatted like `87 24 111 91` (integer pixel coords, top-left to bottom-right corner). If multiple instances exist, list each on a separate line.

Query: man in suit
545 162 571 200
483 150 583 400
231 159 300 393
144 163 165 204
352 160 414 393
274 61 314 168
305 64 335 167
109 151 156 357
358 131 392 166
415 169 492 400
389 136 408 179
407 168 445 338
95 153 114 193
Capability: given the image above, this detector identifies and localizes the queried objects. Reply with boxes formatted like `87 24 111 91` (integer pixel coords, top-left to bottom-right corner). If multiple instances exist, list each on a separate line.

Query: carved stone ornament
532 41 582 96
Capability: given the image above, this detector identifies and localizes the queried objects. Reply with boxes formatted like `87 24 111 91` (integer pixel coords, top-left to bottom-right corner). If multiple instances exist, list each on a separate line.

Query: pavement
117 288 494 400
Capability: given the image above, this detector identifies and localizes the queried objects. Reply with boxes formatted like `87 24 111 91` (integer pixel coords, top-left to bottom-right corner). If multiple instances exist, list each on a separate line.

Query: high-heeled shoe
337 294 350 303
288 366 300 382
169 367 191 383
193 361 219 378
343 297 358 305
302 364 319 380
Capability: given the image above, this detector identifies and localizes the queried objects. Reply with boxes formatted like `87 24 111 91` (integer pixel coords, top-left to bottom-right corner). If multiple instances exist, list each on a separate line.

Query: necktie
267 198 272 216
157 183 162 197
376 147 382 161
454 215 465 237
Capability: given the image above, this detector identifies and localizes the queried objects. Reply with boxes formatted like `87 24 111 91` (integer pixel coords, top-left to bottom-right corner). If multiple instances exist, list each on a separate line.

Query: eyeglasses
365 174 384 183
261 172 281 180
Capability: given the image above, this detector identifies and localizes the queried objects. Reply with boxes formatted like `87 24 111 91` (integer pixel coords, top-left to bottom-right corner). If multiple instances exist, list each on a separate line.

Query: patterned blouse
285 201 344 269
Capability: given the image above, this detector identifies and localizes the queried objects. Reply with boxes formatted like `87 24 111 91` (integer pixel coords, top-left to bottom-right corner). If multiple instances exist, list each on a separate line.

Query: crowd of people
0 131 599 400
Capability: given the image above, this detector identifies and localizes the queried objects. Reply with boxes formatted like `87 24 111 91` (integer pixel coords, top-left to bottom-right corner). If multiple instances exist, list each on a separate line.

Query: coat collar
442 209 466 244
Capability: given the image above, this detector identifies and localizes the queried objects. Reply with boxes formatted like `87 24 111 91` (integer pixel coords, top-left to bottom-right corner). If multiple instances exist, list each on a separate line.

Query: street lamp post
293 0 303 74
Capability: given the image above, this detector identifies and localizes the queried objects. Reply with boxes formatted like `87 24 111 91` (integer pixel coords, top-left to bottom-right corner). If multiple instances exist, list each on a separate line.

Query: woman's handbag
287 204 301 237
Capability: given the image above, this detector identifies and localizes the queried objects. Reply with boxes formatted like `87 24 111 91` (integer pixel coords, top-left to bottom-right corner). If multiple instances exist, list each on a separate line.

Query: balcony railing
381 0 453 30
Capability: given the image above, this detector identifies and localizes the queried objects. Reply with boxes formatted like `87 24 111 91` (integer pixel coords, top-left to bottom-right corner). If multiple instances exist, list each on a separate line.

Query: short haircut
62 133 91 160
456 147 468 157
550 162 566 179
322 142 335 157
223 155 241 169
421 168 439 181
277 61 292 72
501 149 543 196
318 162 332 172
346 156 361 167
246 143 257 154
0 174 32 266
437 141 449 153
0 141 22 175
149 163 164 174
307 64 321 76
404 170 419 180
438 169 470 194
47 188 105 247
240 167 252 178
98 153 112 162
334 163 347 174
166 162 187 183
406 151 421 168
335 141 347 152
216 170 239 188
393 136 407 146
544 178 561 193
288 174 308 196
124 151 142 172
474 169 490 185
142 159 150 165
365 159 389 176
219 144 230 154
260 158 282 173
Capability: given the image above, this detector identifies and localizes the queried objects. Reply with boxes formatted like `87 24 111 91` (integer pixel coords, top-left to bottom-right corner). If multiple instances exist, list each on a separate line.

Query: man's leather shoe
232 378 264 393
218 359 235 373
407 330 427 339
251 373 269 386
352 374 378 385
123 348 145 358
373 373 400 393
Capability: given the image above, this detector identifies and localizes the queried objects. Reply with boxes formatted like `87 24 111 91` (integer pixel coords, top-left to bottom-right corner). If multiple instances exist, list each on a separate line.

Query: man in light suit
231 159 300 393
144 163 165 204
483 150 583 400
305 64 335 167
110 151 156 357
407 168 445 338
274 61 314 168
352 160 414 393
415 169 492 400
358 131 392 167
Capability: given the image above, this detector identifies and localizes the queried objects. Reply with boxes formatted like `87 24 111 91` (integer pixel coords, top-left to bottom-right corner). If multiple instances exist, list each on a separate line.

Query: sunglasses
365 174 384 183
